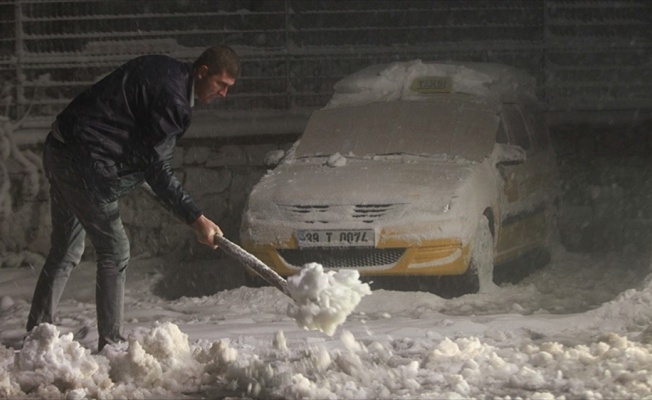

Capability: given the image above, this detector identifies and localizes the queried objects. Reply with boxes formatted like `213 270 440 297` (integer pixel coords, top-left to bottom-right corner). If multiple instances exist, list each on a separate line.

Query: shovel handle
214 235 291 298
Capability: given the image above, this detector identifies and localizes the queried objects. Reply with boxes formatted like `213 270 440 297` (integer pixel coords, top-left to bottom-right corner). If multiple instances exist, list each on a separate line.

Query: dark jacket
54 55 202 224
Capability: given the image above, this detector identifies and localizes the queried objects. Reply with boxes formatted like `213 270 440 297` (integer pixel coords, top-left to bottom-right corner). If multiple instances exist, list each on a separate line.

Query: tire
544 200 561 255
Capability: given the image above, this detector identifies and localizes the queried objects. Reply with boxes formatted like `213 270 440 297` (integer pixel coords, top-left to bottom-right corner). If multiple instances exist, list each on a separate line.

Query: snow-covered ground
2 240 652 399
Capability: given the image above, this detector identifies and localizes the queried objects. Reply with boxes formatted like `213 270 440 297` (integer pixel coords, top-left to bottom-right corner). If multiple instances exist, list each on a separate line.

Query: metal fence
1 0 650 122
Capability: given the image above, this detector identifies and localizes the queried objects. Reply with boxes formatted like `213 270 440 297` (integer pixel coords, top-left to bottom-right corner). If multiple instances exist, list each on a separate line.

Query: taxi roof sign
409 76 453 94
326 60 537 109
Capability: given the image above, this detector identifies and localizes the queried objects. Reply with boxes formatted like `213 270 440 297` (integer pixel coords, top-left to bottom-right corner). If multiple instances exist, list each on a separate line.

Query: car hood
247 158 482 221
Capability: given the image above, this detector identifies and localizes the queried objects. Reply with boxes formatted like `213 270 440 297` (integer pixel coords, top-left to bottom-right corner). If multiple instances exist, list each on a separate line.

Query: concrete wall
0 136 295 267
551 121 652 253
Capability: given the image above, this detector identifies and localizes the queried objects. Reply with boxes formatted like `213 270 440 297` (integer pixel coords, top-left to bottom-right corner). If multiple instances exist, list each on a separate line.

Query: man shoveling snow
25 46 240 353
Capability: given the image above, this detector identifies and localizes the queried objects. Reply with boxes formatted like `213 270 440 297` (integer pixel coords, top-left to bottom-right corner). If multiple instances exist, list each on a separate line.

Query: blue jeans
27 134 131 350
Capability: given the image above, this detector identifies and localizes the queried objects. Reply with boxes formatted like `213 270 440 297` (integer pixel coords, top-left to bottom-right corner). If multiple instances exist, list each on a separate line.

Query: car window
296 98 500 162
520 107 550 149
502 104 533 155
496 120 509 144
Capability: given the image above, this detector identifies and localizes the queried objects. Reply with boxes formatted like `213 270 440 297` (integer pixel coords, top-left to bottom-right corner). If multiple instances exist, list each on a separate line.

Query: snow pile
419 334 652 398
588 274 652 333
1 321 260 398
279 329 652 399
286 263 371 336
103 321 204 393
5 319 652 399
7 323 112 399
326 152 347 167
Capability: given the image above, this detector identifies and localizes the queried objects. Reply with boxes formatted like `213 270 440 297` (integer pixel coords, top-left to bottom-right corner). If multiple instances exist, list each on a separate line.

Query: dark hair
193 45 240 79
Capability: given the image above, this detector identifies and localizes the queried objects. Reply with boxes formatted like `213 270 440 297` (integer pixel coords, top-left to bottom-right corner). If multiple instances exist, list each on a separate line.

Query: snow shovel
213 234 291 298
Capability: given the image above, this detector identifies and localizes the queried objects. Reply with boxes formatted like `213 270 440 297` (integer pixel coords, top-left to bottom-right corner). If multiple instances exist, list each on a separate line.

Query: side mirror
492 143 526 166
264 149 286 167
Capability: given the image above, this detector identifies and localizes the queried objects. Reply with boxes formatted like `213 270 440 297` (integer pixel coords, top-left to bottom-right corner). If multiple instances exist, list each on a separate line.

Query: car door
494 104 554 264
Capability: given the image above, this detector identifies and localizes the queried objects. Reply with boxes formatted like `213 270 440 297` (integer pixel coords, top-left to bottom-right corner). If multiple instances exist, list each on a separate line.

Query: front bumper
242 237 471 277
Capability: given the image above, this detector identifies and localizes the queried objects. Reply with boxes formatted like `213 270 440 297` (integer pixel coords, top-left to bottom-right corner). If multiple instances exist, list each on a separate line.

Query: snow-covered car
240 60 559 295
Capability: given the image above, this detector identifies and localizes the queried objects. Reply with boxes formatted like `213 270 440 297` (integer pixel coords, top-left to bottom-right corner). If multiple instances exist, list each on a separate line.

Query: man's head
192 45 240 104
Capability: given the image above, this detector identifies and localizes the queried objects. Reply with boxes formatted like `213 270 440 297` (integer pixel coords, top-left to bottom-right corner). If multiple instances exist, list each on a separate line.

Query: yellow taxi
240 60 559 295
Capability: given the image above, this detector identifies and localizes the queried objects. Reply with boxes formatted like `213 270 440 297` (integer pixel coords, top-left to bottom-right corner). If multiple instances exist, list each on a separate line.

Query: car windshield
294 97 499 162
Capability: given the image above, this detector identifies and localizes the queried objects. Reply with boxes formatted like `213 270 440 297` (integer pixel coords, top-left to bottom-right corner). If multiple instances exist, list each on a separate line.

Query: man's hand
190 214 223 249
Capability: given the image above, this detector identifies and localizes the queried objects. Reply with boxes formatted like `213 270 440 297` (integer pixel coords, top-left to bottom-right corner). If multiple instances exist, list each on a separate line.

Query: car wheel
545 199 561 254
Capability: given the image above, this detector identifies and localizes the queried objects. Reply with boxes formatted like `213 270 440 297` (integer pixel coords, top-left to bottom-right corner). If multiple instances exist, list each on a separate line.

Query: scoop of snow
286 263 371 336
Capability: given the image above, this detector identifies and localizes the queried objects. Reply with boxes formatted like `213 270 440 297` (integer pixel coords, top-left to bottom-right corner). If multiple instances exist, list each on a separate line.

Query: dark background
1 0 651 257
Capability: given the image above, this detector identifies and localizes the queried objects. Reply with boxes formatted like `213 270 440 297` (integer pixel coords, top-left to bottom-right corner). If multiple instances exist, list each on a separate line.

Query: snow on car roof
326 60 537 109
296 97 499 162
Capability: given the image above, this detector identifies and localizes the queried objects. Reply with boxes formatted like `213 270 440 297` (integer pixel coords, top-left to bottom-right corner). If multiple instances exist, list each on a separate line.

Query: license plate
296 229 375 248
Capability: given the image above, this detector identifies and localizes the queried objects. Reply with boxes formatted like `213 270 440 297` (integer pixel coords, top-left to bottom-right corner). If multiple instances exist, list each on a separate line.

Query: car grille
279 203 404 224
278 248 406 269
